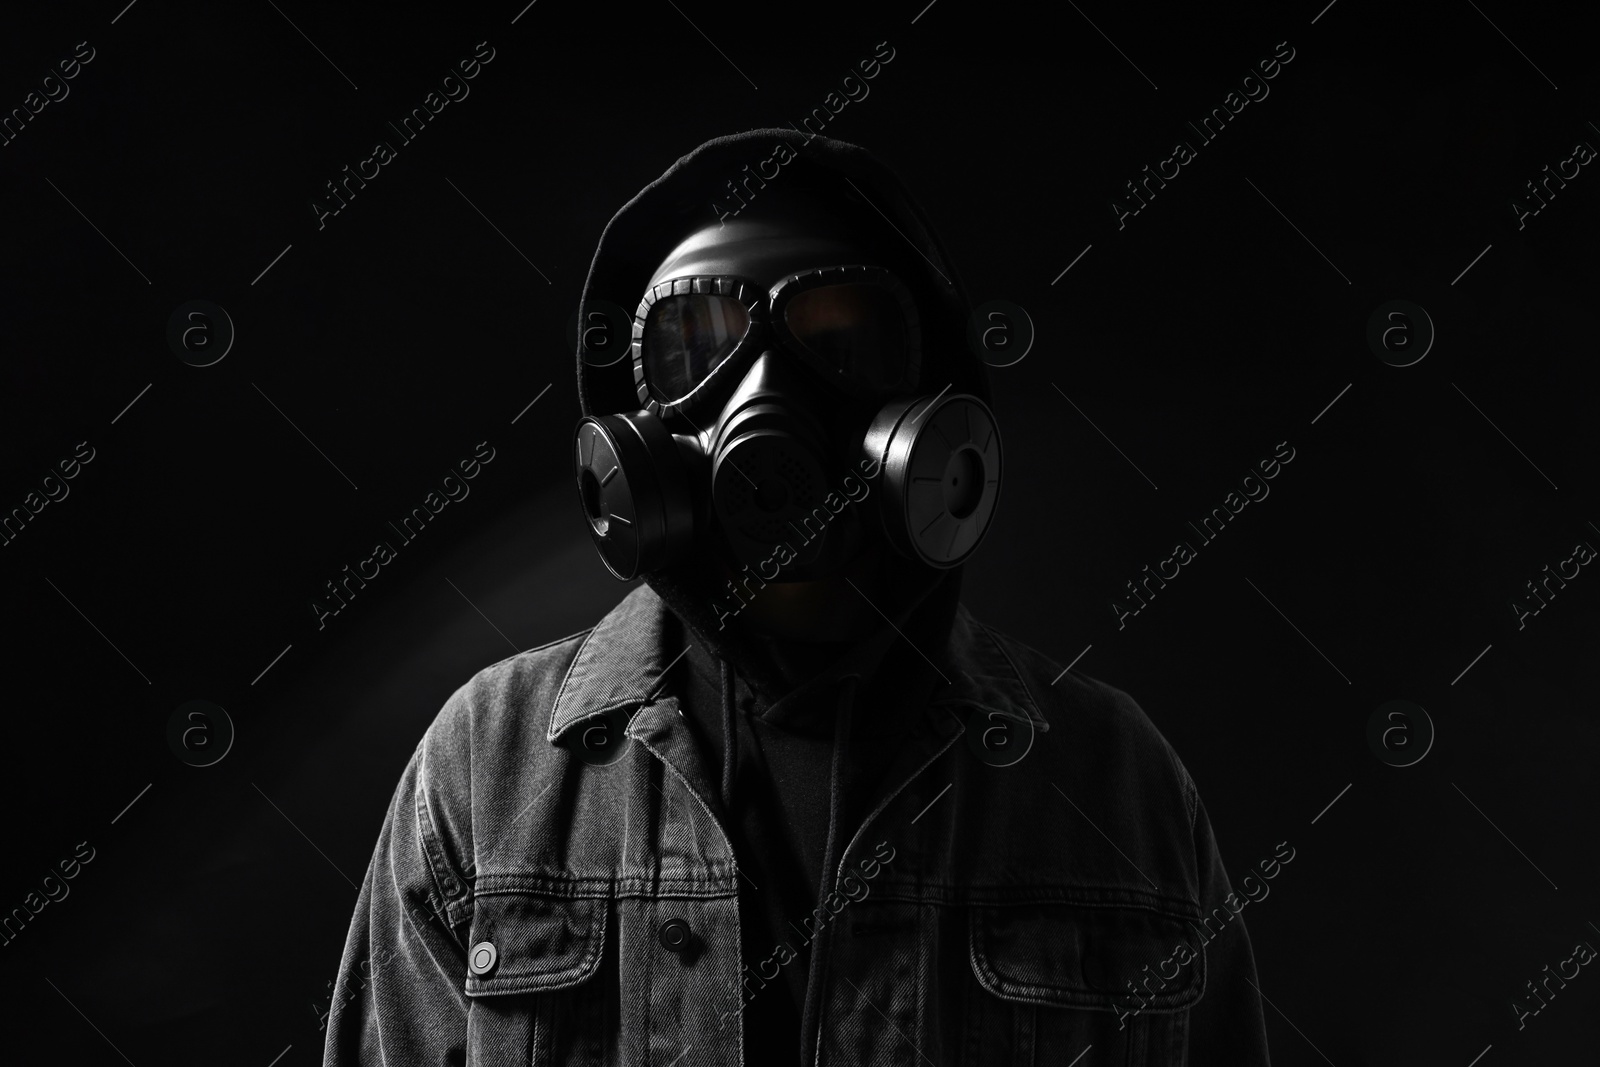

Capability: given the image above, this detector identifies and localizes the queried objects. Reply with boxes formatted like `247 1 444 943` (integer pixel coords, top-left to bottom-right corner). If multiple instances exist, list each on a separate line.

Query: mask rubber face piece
705 347 855 579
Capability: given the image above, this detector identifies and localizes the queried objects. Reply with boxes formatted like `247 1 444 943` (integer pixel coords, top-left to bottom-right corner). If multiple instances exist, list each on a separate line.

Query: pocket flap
969 902 1205 1012
463 893 606 997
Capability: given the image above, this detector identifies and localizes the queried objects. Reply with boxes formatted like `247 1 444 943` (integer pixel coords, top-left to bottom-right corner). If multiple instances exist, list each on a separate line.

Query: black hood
575 128 989 694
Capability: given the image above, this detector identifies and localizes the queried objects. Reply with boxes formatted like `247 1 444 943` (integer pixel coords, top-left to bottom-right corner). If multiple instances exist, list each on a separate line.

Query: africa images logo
311 441 496 629
1114 841 1296 1030
310 41 496 230
710 40 897 225
1112 440 1296 629
718 840 897 1029
712 456 883 630
1110 40 1296 230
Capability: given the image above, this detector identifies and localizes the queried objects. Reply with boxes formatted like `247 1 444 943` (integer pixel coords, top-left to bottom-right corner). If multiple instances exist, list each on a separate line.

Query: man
323 129 1272 1065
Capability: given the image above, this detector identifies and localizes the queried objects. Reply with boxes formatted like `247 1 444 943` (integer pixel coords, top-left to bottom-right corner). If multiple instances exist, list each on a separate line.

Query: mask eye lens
782 284 907 387
643 294 751 403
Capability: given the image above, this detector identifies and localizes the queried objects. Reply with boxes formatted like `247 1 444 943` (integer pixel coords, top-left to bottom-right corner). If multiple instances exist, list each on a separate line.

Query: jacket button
468 941 498 976
658 918 691 952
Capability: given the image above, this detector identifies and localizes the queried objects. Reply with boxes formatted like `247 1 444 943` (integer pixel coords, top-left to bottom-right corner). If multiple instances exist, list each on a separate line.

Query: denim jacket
322 583 1271 1065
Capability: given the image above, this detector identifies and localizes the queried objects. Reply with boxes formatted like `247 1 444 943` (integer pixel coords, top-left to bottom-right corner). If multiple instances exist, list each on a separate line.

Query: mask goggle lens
778 282 908 389
638 270 915 407
641 293 751 403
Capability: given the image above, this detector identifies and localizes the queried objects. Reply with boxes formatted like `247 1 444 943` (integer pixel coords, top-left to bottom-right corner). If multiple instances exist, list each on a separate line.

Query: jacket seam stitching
464 900 607 993
972 620 1046 726
412 737 468 933
967 912 1205 1008
481 625 594 676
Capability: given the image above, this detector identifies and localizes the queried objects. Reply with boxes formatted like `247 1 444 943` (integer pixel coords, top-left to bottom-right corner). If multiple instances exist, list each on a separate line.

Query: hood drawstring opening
818 674 860 903
719 658 736 815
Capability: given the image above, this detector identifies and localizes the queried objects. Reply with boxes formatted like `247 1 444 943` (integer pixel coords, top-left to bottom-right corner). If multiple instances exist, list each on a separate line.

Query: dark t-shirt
674 575 956 1062
680 638 833 1048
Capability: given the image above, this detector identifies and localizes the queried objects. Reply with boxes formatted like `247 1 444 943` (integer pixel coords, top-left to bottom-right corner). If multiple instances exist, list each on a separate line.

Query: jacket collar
546 583 681 742
930 605 1052 733
547 582 1048 743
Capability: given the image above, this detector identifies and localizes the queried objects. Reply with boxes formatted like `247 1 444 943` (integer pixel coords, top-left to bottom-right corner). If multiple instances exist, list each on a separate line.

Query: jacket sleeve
1185 793 1273 1064
322 736 472 1066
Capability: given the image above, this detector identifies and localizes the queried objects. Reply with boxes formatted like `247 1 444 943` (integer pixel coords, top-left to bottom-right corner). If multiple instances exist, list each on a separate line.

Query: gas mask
573 216 1002 588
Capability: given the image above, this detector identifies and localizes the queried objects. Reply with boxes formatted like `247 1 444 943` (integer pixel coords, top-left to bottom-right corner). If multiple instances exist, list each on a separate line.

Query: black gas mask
573 215 1002 587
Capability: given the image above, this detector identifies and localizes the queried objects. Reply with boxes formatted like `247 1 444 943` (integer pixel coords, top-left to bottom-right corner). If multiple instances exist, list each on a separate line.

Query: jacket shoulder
979 620 1198 827
411 627 593 900
423 626 593 760
953 616 1203 904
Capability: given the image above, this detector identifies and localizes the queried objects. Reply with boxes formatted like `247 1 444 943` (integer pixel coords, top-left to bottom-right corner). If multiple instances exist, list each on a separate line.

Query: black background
2 0 1597 1063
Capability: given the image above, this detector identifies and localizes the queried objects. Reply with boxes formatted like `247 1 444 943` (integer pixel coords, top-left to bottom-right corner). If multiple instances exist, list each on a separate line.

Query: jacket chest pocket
463 893 613 1066
965 902 1204 1067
